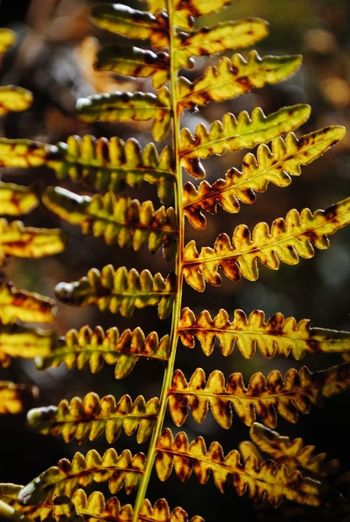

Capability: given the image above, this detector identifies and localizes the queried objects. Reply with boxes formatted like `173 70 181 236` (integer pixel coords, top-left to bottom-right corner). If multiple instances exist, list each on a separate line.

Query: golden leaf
183 126 346 228
0 381 37 414
0 28 15 56
0 323 55 368
42 187 177 259
0 138 56 168
178 307 350 359
36 325 170 379
156 429 319 506
0 282 55 325
180 104 311 178
0 86 33 116
55 265 176 319
0 182 38 216
174 0 232 29
28 393 159 444
168 363 350 429
178 51 302 111
183 197 350 291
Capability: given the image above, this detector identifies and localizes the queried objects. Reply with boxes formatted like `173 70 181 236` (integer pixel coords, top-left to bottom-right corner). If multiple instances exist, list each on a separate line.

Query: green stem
132 1 184 519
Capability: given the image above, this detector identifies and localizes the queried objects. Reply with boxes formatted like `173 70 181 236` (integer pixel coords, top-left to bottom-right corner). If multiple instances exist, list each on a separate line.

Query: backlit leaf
55 265 176 319
95 45 169 89
250 423 331 476
178 307 350 360
156 429 319 506
19 449 145 504
178 51 302 111
183 126 346 228
71 490 203 522
0 86 33 115
174 0 232 29
168 363 350 429
0 323 55 367
42 187 177 259
0 219 66 263
28 393 159 444
49 135 174 205
0 282 55 324
0 28 15 55
0 138 56 168
183 197 350 291
180 104 311 178
175 18 269 68
0 381 37 414
91 3 169 48
0 181 38 216
36 325 170 379
76 89 171 140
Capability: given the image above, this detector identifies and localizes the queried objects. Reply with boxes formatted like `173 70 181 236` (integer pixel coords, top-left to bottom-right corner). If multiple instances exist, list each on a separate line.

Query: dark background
0 1 350 521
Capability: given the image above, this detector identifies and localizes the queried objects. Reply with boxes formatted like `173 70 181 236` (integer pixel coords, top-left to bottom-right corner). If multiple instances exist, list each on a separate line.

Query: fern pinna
1 1 350 521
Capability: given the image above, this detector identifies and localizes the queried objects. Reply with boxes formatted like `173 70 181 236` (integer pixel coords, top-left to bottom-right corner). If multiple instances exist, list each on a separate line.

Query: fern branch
28 393 159 444
155 428 320 506
183 126 345 228
0 182 38 216
180 104 311 178
178 307 350 359
42 187 177 259
0 323 55 367
36 325 170 379
183 197 350 291
55 265 176 319
168 363 350 429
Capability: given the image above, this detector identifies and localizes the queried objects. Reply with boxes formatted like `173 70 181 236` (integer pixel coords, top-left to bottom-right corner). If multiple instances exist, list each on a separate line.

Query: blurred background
0 0 350 520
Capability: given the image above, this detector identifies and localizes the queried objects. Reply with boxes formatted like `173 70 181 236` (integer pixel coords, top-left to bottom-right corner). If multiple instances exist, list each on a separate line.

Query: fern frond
55 265 176 319
178 307 350 359
180 104 311 178
0 282 55 324
0 86 32 116
155 429 319 506
28 393 159 444
49 136 174 205
91 3 169 48
76 88 170 141
0 182 38 216
18 449 145 504
42 187 177 259
173 0 231 29
71 490 203 522
95 45 169 89
168 363 350 429
183 126 346 228
178 51 302 111
0 28 15 55
0 381 37 414
0 138 56 168
0 323 55 367
250 423 331 476
175 18 269 68
183 197 350 291
35 325 170 379
0 219 65 263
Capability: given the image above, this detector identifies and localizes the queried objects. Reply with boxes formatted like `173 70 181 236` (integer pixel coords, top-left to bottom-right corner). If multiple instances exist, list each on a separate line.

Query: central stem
132 1 184 518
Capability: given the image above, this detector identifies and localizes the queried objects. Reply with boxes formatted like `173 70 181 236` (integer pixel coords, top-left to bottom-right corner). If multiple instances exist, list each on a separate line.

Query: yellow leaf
0 323 55 367
0 219 66 263
0 381 37 414
156 428 319 506
42 187 177 259
55 265 176 319
0 138 56 168
178 51 302 110
174 0 232 29
183 126 346 227
168 363 350 429
183 197 350 291
178 307 350 360
0 86 33 115
36 325 170 379
175 18 269 68
0 282 55 324
180 104 311 178
0 28 15 55
0 182 38 216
